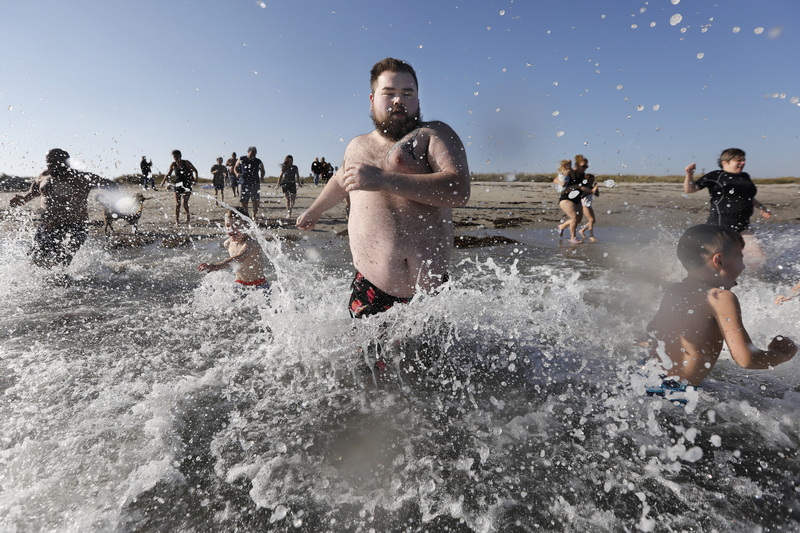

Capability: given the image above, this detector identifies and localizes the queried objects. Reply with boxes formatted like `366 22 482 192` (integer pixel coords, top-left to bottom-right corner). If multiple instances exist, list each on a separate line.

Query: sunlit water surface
1 219 799 532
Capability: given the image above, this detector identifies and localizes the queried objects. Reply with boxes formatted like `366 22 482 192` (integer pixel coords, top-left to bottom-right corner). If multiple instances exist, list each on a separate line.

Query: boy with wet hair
198 209 269 290
647 224 796 388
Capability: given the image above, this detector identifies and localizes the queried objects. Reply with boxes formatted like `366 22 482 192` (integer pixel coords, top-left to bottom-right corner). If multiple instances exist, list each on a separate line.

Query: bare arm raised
683 163 699 194
10 177 43 207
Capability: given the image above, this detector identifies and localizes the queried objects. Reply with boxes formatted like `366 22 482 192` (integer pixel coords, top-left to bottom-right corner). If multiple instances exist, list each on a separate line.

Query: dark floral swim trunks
348 272 411 319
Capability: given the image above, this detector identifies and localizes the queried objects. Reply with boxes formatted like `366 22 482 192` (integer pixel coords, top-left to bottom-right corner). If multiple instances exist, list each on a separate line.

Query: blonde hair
558 159 572 172
574 154 588 167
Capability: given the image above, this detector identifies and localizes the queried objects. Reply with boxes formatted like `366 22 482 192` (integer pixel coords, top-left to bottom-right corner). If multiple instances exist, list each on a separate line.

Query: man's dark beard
372 107 422 141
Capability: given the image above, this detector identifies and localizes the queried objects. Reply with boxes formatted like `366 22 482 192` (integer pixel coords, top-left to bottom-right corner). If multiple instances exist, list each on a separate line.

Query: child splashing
198 209 269 291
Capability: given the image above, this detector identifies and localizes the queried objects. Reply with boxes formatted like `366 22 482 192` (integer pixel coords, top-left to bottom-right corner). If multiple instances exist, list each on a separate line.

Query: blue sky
1 0 798 179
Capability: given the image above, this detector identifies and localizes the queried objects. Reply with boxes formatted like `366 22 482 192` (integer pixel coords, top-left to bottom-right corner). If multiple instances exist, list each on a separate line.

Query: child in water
646 224 796 390
198 209 269 290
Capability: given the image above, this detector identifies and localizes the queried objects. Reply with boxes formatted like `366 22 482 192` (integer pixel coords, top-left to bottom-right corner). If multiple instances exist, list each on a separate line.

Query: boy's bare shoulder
705 285 740 312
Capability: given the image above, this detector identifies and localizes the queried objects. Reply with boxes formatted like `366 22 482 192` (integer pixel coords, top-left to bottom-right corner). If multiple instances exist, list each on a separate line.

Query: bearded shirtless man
296 58 470 318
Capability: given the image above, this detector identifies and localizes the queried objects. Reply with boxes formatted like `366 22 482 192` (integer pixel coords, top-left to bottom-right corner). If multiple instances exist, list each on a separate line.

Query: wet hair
281 155 294 170
248 146 257 155
370 57 418 94
574 154 588 167
558 159 572 172
717 148 745 168
172 150 182 158
46 148 70 167
677 224 745 270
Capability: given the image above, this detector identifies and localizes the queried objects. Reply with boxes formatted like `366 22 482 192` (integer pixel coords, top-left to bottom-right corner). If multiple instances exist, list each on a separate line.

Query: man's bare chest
358 133 431 173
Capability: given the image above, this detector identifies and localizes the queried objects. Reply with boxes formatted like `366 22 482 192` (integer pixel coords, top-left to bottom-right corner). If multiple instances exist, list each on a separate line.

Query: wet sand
2 181 799 247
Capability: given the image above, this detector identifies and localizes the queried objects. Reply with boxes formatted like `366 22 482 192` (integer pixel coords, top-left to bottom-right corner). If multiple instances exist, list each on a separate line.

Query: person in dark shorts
10 148 115 268
234 147 265 220
161 149 198 225
277 155 301 218
226 152 239 197
140 156 155 190
210 157 228 202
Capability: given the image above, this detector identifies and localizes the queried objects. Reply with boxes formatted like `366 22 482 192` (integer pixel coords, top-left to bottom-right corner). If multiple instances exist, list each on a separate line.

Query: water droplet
754 27 764 35
696 52 704 59
556 131 565 137
670 14 683 26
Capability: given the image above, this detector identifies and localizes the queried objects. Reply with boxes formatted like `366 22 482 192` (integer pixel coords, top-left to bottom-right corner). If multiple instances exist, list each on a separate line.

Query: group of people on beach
555 154 600 243
136 147 306 224
7 58 798 396
310 157 335 187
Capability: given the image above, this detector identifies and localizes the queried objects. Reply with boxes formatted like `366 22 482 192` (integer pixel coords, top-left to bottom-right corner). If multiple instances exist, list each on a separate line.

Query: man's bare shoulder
419 120 457 135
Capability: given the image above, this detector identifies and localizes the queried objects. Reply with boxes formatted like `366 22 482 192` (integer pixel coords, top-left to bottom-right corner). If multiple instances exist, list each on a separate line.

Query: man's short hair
46 148 70 167
248 146 257 155
172 149 182 158
717 148 745 169
677 224 745 270
370 57 418 93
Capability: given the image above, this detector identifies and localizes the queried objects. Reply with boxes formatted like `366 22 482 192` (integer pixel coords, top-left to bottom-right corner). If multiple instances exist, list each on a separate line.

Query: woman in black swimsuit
277 155 301 219
557 155 597 244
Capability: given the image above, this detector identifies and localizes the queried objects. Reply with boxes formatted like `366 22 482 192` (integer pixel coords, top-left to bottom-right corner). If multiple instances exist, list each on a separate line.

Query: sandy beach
2 181 799 247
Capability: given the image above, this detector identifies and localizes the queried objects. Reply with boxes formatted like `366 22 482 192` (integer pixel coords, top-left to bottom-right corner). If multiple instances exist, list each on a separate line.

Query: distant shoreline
2 173 799 193
2 182 798 248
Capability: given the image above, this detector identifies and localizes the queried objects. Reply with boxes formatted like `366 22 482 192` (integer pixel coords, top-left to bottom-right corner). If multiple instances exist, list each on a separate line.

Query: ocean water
0 217 799 532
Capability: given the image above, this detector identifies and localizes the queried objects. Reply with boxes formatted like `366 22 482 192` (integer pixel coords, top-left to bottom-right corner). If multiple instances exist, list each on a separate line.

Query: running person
10 148 115 268
161 149 198 225
234 147 265 220
296 57 471 317
684 148 772 268
277 155 301 218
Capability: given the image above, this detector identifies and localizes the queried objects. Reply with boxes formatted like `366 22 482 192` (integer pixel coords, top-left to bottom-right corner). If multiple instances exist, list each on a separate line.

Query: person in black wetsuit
683 148 773 268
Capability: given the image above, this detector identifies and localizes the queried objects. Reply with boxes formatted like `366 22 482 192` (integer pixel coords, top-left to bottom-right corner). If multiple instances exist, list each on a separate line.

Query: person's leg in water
173 192 181 225
558 199 583 243
182 192 191 224
579 204 597 242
